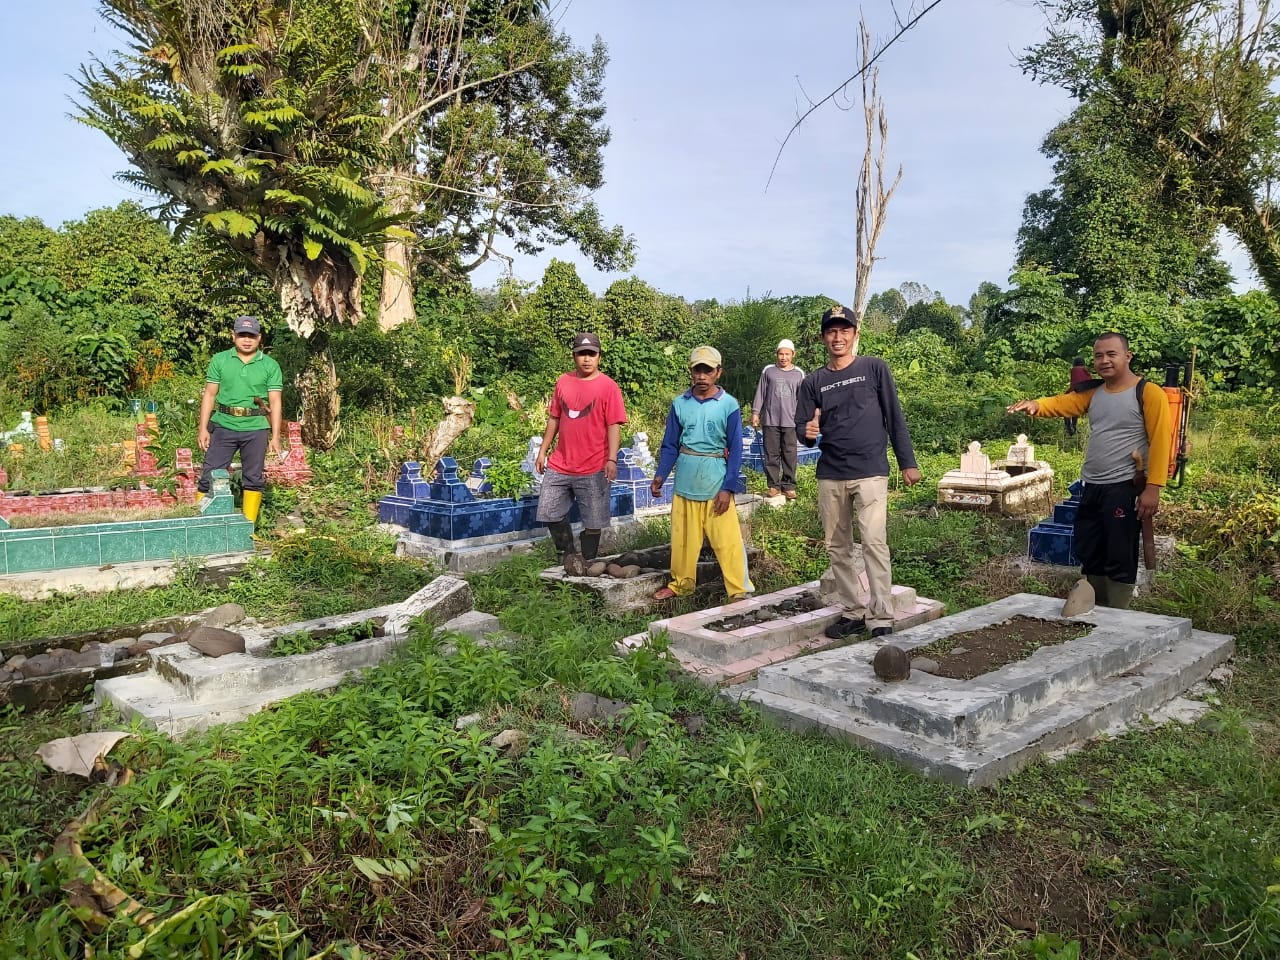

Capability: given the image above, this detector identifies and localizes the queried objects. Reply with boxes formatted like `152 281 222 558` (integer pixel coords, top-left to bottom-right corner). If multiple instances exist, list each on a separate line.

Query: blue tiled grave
0 471 252 576
1028 479 1084 566
740 426 821 474
380 444 747 540
614 447 674 511
397 458 635 542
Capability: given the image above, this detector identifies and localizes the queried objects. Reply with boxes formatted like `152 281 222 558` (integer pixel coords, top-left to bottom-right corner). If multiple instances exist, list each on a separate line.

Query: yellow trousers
667 494 754 598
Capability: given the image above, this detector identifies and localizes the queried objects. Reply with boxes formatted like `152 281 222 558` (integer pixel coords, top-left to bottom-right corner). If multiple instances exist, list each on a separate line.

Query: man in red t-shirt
534 333 628 574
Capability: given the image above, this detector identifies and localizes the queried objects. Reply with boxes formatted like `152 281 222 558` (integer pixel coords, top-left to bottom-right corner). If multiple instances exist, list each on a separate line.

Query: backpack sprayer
1161 346 1194 489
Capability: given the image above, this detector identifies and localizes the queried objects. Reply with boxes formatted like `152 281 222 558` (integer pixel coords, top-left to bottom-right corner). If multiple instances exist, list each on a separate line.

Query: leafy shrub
1208 493 1280 565
483 458 532 500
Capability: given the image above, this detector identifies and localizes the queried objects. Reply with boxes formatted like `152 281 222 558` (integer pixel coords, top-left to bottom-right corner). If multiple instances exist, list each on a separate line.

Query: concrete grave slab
96 575 473 734
732 593 1233 787
619 579 945 686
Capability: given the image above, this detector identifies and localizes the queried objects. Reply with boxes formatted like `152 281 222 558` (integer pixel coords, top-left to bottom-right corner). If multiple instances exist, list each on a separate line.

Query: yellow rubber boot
241 490 263 525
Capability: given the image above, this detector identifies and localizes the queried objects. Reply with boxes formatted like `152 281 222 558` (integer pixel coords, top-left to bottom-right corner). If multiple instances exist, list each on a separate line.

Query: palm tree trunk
296 337 342 451
379 238 415 330
378 173 416 330
277 261 353 451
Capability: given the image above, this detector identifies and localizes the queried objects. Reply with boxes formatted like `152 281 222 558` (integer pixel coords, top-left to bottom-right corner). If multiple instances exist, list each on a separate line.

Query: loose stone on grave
937 436 1055 515
618 577 944 686
733 593 1234 787
539 542 763 614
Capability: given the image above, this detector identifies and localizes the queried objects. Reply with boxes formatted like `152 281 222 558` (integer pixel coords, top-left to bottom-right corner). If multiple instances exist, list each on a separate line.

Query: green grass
0 527 433 647
2 401 1279 959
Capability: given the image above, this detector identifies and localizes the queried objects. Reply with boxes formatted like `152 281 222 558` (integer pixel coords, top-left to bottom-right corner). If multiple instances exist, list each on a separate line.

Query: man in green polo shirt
196 315 283 525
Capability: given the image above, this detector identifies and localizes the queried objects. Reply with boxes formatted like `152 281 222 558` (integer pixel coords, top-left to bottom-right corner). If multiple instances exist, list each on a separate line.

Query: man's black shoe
870 626 894 639
824 617 866 640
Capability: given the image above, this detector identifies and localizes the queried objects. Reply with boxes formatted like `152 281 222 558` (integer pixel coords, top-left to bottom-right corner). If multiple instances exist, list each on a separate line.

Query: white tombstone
520 435 544 483
959 441 991 475
632 432 655 473
1006 434 1035 465
0 412 35 443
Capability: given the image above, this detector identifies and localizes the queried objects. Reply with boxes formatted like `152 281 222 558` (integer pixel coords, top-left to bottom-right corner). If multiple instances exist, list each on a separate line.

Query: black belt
217 403 266 417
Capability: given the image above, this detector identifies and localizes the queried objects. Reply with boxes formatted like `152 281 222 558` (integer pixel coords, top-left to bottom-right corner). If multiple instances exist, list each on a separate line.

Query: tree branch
765 0 945 191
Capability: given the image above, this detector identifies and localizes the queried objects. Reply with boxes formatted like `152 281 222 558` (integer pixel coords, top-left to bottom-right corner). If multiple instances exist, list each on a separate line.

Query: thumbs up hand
805 408 821 441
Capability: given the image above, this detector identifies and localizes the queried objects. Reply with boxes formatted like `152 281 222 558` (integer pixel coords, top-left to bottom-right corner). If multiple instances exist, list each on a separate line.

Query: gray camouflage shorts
535 467 612 529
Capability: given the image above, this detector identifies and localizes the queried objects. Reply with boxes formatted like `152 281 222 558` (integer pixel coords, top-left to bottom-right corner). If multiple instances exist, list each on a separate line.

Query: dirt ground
915 616 1091 680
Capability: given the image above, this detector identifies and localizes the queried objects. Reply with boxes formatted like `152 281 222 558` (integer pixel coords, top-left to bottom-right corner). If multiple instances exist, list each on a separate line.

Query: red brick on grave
0 445 202 521
173 447 197 496
265 421 313 485
134 423 162 478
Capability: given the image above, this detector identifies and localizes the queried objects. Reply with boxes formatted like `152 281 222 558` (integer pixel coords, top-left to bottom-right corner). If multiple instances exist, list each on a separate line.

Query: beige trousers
817 476 893 629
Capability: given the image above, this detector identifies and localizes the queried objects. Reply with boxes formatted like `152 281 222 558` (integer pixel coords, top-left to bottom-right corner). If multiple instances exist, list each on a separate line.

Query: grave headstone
519 436 544 484
631 432 655 472
1006 434 1034 466
467 457 493 495
0 412 35 444
959 441 991 475
135 423 161 477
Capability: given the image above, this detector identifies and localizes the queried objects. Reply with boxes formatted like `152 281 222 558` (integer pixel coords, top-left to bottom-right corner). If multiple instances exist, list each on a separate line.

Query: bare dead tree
852 19 903 327
766 0 944 190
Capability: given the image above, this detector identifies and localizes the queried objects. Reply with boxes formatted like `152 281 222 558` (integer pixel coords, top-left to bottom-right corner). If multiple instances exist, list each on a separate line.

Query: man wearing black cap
196 315 283 526
795 304 921 640
534 333 628 574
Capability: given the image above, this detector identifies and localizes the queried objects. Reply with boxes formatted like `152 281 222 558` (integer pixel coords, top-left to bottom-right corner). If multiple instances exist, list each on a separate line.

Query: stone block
436 610 501 640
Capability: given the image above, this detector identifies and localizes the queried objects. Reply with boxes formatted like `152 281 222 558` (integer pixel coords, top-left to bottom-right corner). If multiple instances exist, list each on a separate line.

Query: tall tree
898 299 962 346
1016 100 1231 306
77 0 407 447
372 1 634 329
1023 0 1280 301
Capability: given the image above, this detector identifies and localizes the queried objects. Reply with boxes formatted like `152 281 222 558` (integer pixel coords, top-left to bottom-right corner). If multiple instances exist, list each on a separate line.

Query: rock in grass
571 692 630 722
490 729 529 757
872 644 911 682
200 603 246 628
911 657 940 674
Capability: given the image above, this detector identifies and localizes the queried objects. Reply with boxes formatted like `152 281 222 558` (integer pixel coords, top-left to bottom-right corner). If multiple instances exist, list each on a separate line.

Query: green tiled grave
0 472 252 575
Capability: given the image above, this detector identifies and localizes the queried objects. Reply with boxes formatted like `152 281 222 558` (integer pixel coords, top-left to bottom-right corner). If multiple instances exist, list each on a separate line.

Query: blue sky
0 1 1253 305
